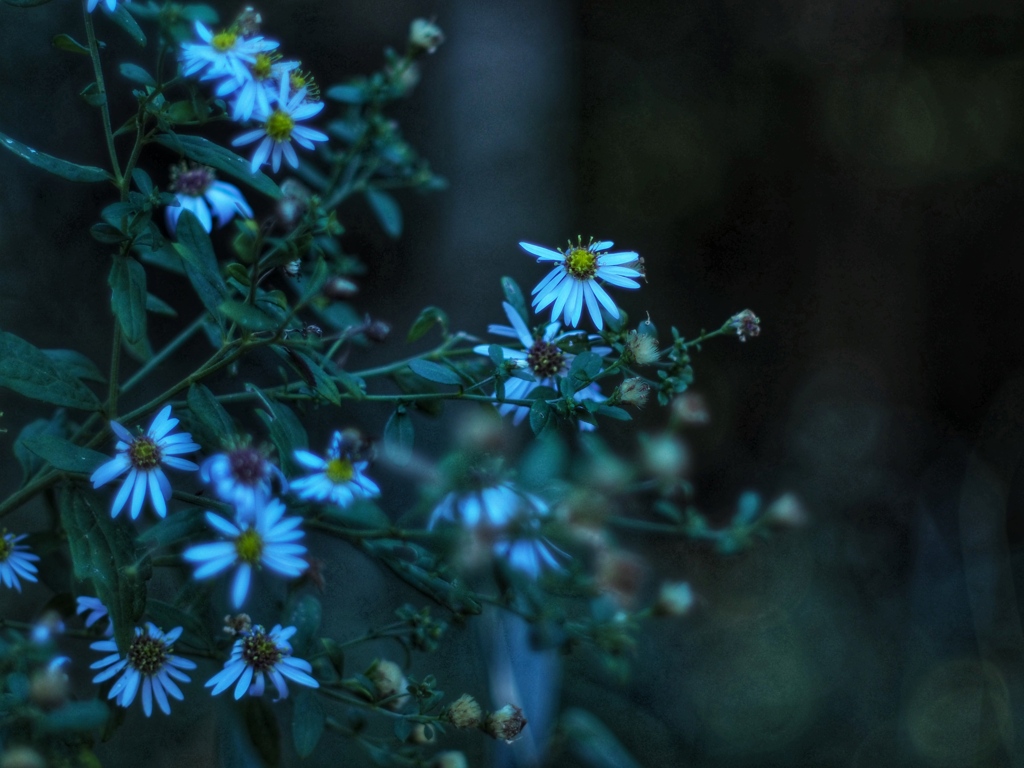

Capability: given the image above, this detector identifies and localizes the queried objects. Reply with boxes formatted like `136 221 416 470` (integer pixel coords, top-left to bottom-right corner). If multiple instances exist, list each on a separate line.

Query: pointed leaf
186 383 235 449
109 256 147 343
365 187 402 237
52 33 89 55
383 406 413 465
20 434 109 475
292 692 325 758
219 300 280 332
408 359 462 386
0 129 109 182
0 330 100 409
407 306 448 343
501 276 529 324
42 349 105 383
174 210 227 316
103 2 146 46
119 62 155 86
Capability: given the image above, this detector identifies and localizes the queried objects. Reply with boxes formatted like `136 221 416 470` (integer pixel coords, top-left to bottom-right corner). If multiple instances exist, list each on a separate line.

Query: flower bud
653 581 695 616
0 747 46 768
408 723 436 744
29 663 70 709
763 493 807 528
223 613 252 636
671 393 709 426
484 704 527 743
728 309 760 342
233 7 262 36
322 276 359 300
431 752 468 768
368 659 409 710
625 329 659 365
364 319 391 343
410 19 445 54
282 259 302 278
640 433 690 484
617 377 650 408
444 694 483 729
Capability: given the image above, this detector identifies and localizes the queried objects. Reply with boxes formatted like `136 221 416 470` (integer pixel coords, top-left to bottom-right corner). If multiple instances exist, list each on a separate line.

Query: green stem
82 4 123 187
107 322 122 419
121 314 208 394
305 518 441 542
0 469 61 521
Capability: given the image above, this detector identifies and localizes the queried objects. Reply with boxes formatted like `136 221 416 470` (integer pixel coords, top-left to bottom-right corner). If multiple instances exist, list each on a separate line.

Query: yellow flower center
325 458 354 484
129 437 161 470
0 536 12 563
265 110 295 142
290 71 307 91
241 627 284 672
565 247 598 280
235 528 264 564
252 53 273 80
127 634 168 676
212 31 238 52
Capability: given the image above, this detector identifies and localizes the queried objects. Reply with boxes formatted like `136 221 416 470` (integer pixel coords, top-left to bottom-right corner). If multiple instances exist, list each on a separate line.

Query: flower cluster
179 19 328 174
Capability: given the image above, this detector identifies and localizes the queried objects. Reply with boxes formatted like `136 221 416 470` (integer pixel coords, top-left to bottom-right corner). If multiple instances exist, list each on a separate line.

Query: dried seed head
484 704 528 743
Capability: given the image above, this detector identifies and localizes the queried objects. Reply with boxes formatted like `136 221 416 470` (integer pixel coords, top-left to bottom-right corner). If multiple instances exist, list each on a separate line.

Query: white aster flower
0 531 39 592
473 301 608 431
90 405 201 520
290 431 380 507
166 163 253 234
179 22 279 83
429 481 565 578
90 623 197 717
232 76 328 173
183 498 308 608
206 623 319 700
215 53 300 123
76 596 114 637
521 238 645 331
201 445 286 514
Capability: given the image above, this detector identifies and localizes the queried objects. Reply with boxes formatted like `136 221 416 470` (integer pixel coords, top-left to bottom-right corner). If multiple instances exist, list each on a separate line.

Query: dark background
3 0 1024 765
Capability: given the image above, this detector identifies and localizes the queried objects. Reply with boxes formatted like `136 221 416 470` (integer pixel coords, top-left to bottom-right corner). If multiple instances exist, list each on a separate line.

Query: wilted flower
473 301 607 430
484 704 528 743
625 329 659 364
617 377 650 407
30 661 70 709
368 659 409 711
409 18 445 54
232 76 328 173
166 163 252 234
0 531 39 592
290 431 380 508
522 238 644 330
445 694 483 728
729 309 761 342
201 445 286 514
206 623 318 700
90 405 201 520
90 624 196 717
596 549 647 610
183 498 308 608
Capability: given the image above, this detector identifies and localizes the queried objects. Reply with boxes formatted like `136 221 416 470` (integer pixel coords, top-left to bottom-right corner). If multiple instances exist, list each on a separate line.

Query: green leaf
119 62 155 86
290 351 341 405
0 129 109 183
138 506 208 549
20 435 109 475
408 359 462 386
132 168 154 195
52 33 89 55
501 276 529 324
153 134 282 199
14 416 66 481
407 306 448 343
530 399 552 435
2 0 55 6
146 598 215 652
186 384 235 449
103 2 146 46
323 498 391 530
0 330 100 409
252 389 307 474
244 698 281 767
59 486 149 653
37 701 109 734
568 351 603 390
335 369 366 399
383 406 413 465
174 210 227 317
288 595 322 655
365 188 402 237
109 256 147 343
145 292 177 316
292 692 325 758
43 349 104 383
364 539 481 616
325 84 367 104
219 300 280 332
596 404 632 421
488 344 506 368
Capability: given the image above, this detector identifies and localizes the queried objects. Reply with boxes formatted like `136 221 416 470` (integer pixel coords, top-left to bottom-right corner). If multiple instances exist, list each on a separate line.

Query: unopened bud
408 723 436 744
763 493 807 528
729 309 760 342
445 694 483 729
223 613 252 636
410 19 444 54
484 704 527 743
431 752 468 768
625 329 659 365
30 663 70 709
233 7 262 36
653 581 695 616
368 659 409 710
0 747 46 768
671 393 709 426
322 276 359 299
618 377 650 407
364 319 391 343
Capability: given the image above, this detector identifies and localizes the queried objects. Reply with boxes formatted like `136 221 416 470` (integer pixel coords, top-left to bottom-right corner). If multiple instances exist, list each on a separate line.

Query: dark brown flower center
526 340 565 378
128 634 168 675
241 628 284 672
171 165 215 196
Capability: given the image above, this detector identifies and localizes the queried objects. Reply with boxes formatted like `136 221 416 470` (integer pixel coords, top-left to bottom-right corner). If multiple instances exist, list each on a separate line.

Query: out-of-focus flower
290 431 380 507
764 493 808 528
409 19 445 54
30 611 64 644
431 753 468 768
484 704 528 743
76 596 113 637
640 433 690 486
201 445 285 514
0 532 39 592
617 377 650 407
596 549 647 610
0 746 46 768
473 301 607 430
179 22 278 83
368 659 409 711
90 624 196 717
671 392 710 426
653 581 696 616
166 163 252 234
232 77 328 173
521 238 644 331
183 498 308 608
206 623 318 700
429 481 566 578
728 309 761 342
90 405 200 520
30 661 70 709
445 694 483 729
